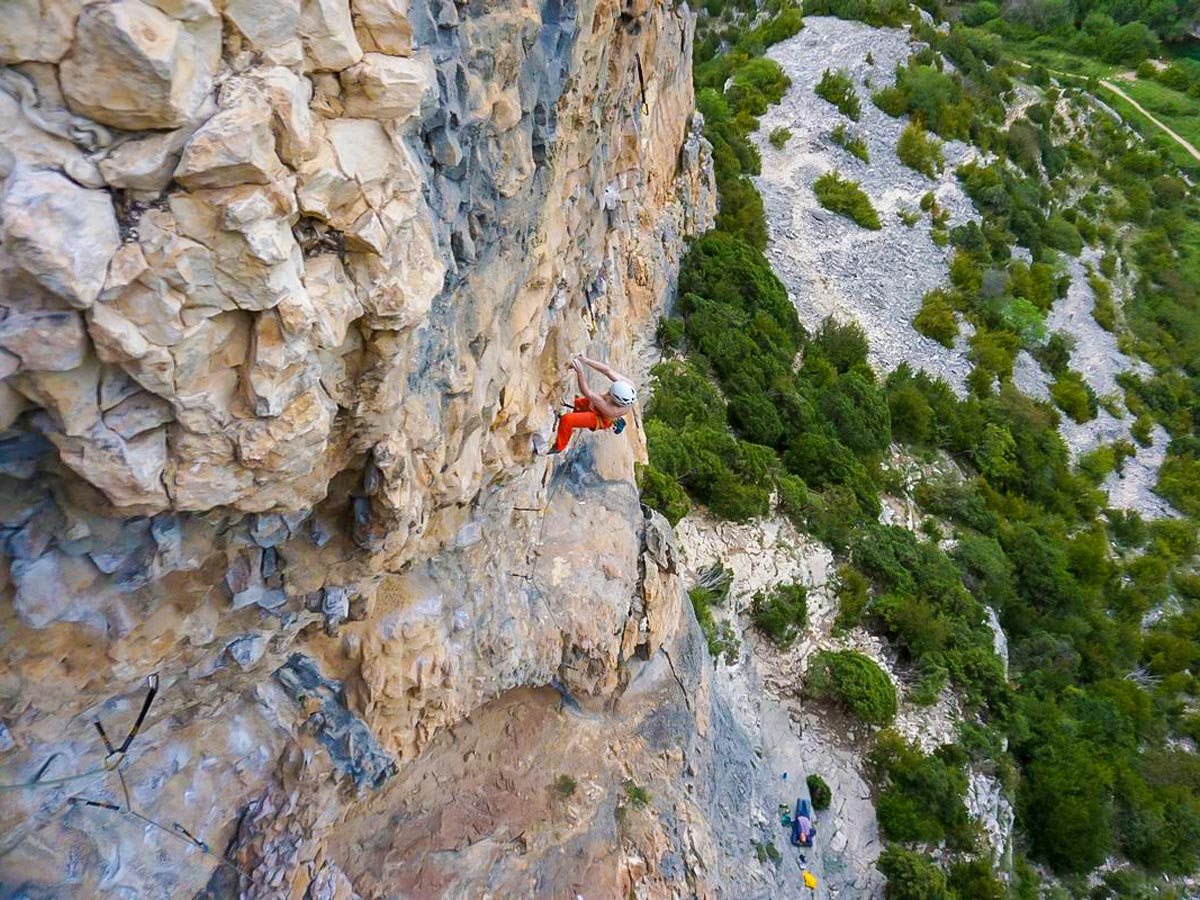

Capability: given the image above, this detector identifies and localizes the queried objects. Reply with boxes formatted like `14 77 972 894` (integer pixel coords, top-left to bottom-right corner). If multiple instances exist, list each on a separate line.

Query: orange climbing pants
555 396 613 452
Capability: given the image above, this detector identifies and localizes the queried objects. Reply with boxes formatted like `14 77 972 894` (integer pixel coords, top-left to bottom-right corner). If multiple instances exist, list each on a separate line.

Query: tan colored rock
0 380 26 430
247 309 315 416
493 127 535 199
1 168 120 309
10 354 102 437
0 309 88 373
254 67 321 166
491 87 523 131
351 0 413 56
51 423 170 509
340 53 430 121
223 0 304 66
354 219 444 329
300 0 364 71
345 210 387 255
175 85 287 189
170 311 250 425
87 304 177 399
134 209 228 315
0 0 86 64
296 143 369 227
236 383 336 476
327 118 397 185
108 281 186 347
60 0 217 130
169 182 306 311
99 130 190 193
102 244 151 302
146 0 220 19
102 390 174 439
304 256 362 348
168 426 253 509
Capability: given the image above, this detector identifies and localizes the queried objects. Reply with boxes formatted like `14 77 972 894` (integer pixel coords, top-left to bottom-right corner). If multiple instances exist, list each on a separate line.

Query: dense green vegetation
814 171 882 228
807 650 898 725
650 0 1200 894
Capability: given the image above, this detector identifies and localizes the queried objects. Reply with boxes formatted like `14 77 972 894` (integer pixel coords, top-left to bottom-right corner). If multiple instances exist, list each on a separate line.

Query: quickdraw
635 53 650 116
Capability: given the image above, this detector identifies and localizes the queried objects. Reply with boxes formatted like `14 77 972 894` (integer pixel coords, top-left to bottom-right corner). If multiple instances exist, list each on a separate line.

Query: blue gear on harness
613 418 626 434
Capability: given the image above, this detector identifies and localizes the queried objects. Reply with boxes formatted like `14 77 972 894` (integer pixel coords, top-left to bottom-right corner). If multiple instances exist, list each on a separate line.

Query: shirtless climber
536 355 637 455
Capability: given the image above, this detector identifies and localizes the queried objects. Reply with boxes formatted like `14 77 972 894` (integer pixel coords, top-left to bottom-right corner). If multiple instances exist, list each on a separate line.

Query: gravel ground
756 16 1177 519
755 17 979 392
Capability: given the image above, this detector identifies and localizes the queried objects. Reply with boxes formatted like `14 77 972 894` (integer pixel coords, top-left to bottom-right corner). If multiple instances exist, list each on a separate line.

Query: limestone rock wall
0 0 714 894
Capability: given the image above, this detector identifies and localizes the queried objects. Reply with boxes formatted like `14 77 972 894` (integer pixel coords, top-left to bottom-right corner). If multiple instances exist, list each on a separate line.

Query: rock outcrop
0 0 717 895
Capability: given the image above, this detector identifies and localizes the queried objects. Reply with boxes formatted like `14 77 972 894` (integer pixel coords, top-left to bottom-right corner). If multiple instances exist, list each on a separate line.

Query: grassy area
1001 40 1200 177
1001 38 1118 79
1117 76 1200 148
1094 83 1200 178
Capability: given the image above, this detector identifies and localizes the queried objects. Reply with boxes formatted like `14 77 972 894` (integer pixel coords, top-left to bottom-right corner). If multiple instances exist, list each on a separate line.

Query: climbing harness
635 54 650 116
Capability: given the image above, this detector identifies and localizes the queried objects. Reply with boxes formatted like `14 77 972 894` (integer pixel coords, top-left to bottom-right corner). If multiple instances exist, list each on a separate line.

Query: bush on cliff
806 650 897 725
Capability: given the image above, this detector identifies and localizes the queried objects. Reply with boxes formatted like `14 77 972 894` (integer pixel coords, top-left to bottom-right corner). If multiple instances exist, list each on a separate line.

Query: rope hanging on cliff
635 54 650 116
0 673 160 792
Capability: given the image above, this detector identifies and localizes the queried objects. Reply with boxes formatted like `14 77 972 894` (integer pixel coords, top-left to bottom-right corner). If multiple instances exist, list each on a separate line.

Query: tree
819 373 892 455
878 846 952 900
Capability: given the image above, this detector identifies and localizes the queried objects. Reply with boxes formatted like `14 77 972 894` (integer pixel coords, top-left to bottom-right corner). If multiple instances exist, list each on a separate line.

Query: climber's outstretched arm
579 355 631 385
571 357 602 404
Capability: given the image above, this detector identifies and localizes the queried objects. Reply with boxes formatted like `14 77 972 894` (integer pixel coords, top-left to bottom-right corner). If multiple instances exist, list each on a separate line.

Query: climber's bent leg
572 396 593 412
555 410 600 452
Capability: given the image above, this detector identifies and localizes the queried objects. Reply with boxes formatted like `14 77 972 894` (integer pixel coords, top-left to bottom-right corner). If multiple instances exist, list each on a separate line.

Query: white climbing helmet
610 380 637 407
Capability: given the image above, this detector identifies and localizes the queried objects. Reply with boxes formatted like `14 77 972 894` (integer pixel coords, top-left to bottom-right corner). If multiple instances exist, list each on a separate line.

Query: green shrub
624 781 651 808
656 315 684 349
807 650 897 725
553 774 577 797
814 171 881 229
1043 213 1084 256
834 564 870 630
807 773 832 810
896 122 944 178
768 126 792 149
804 0 909 27
637 463 691 525
690 581 740 665
815 68 861 120
914 288 958 347
832 122 870 162
878 846 951 900
1089 274 1117 332
869 730 974 847
947 859 1004 900
1156 454 1200 516
1050 372 1098 423
750 582 808 647
776 473 808 526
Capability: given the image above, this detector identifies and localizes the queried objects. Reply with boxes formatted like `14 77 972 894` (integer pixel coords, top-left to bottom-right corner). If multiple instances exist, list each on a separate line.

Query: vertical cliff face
0 0 714 894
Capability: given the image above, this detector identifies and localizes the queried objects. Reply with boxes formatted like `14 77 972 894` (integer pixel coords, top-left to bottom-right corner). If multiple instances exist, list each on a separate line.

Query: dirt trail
1014 60 1200 164
1097 79 1200 164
